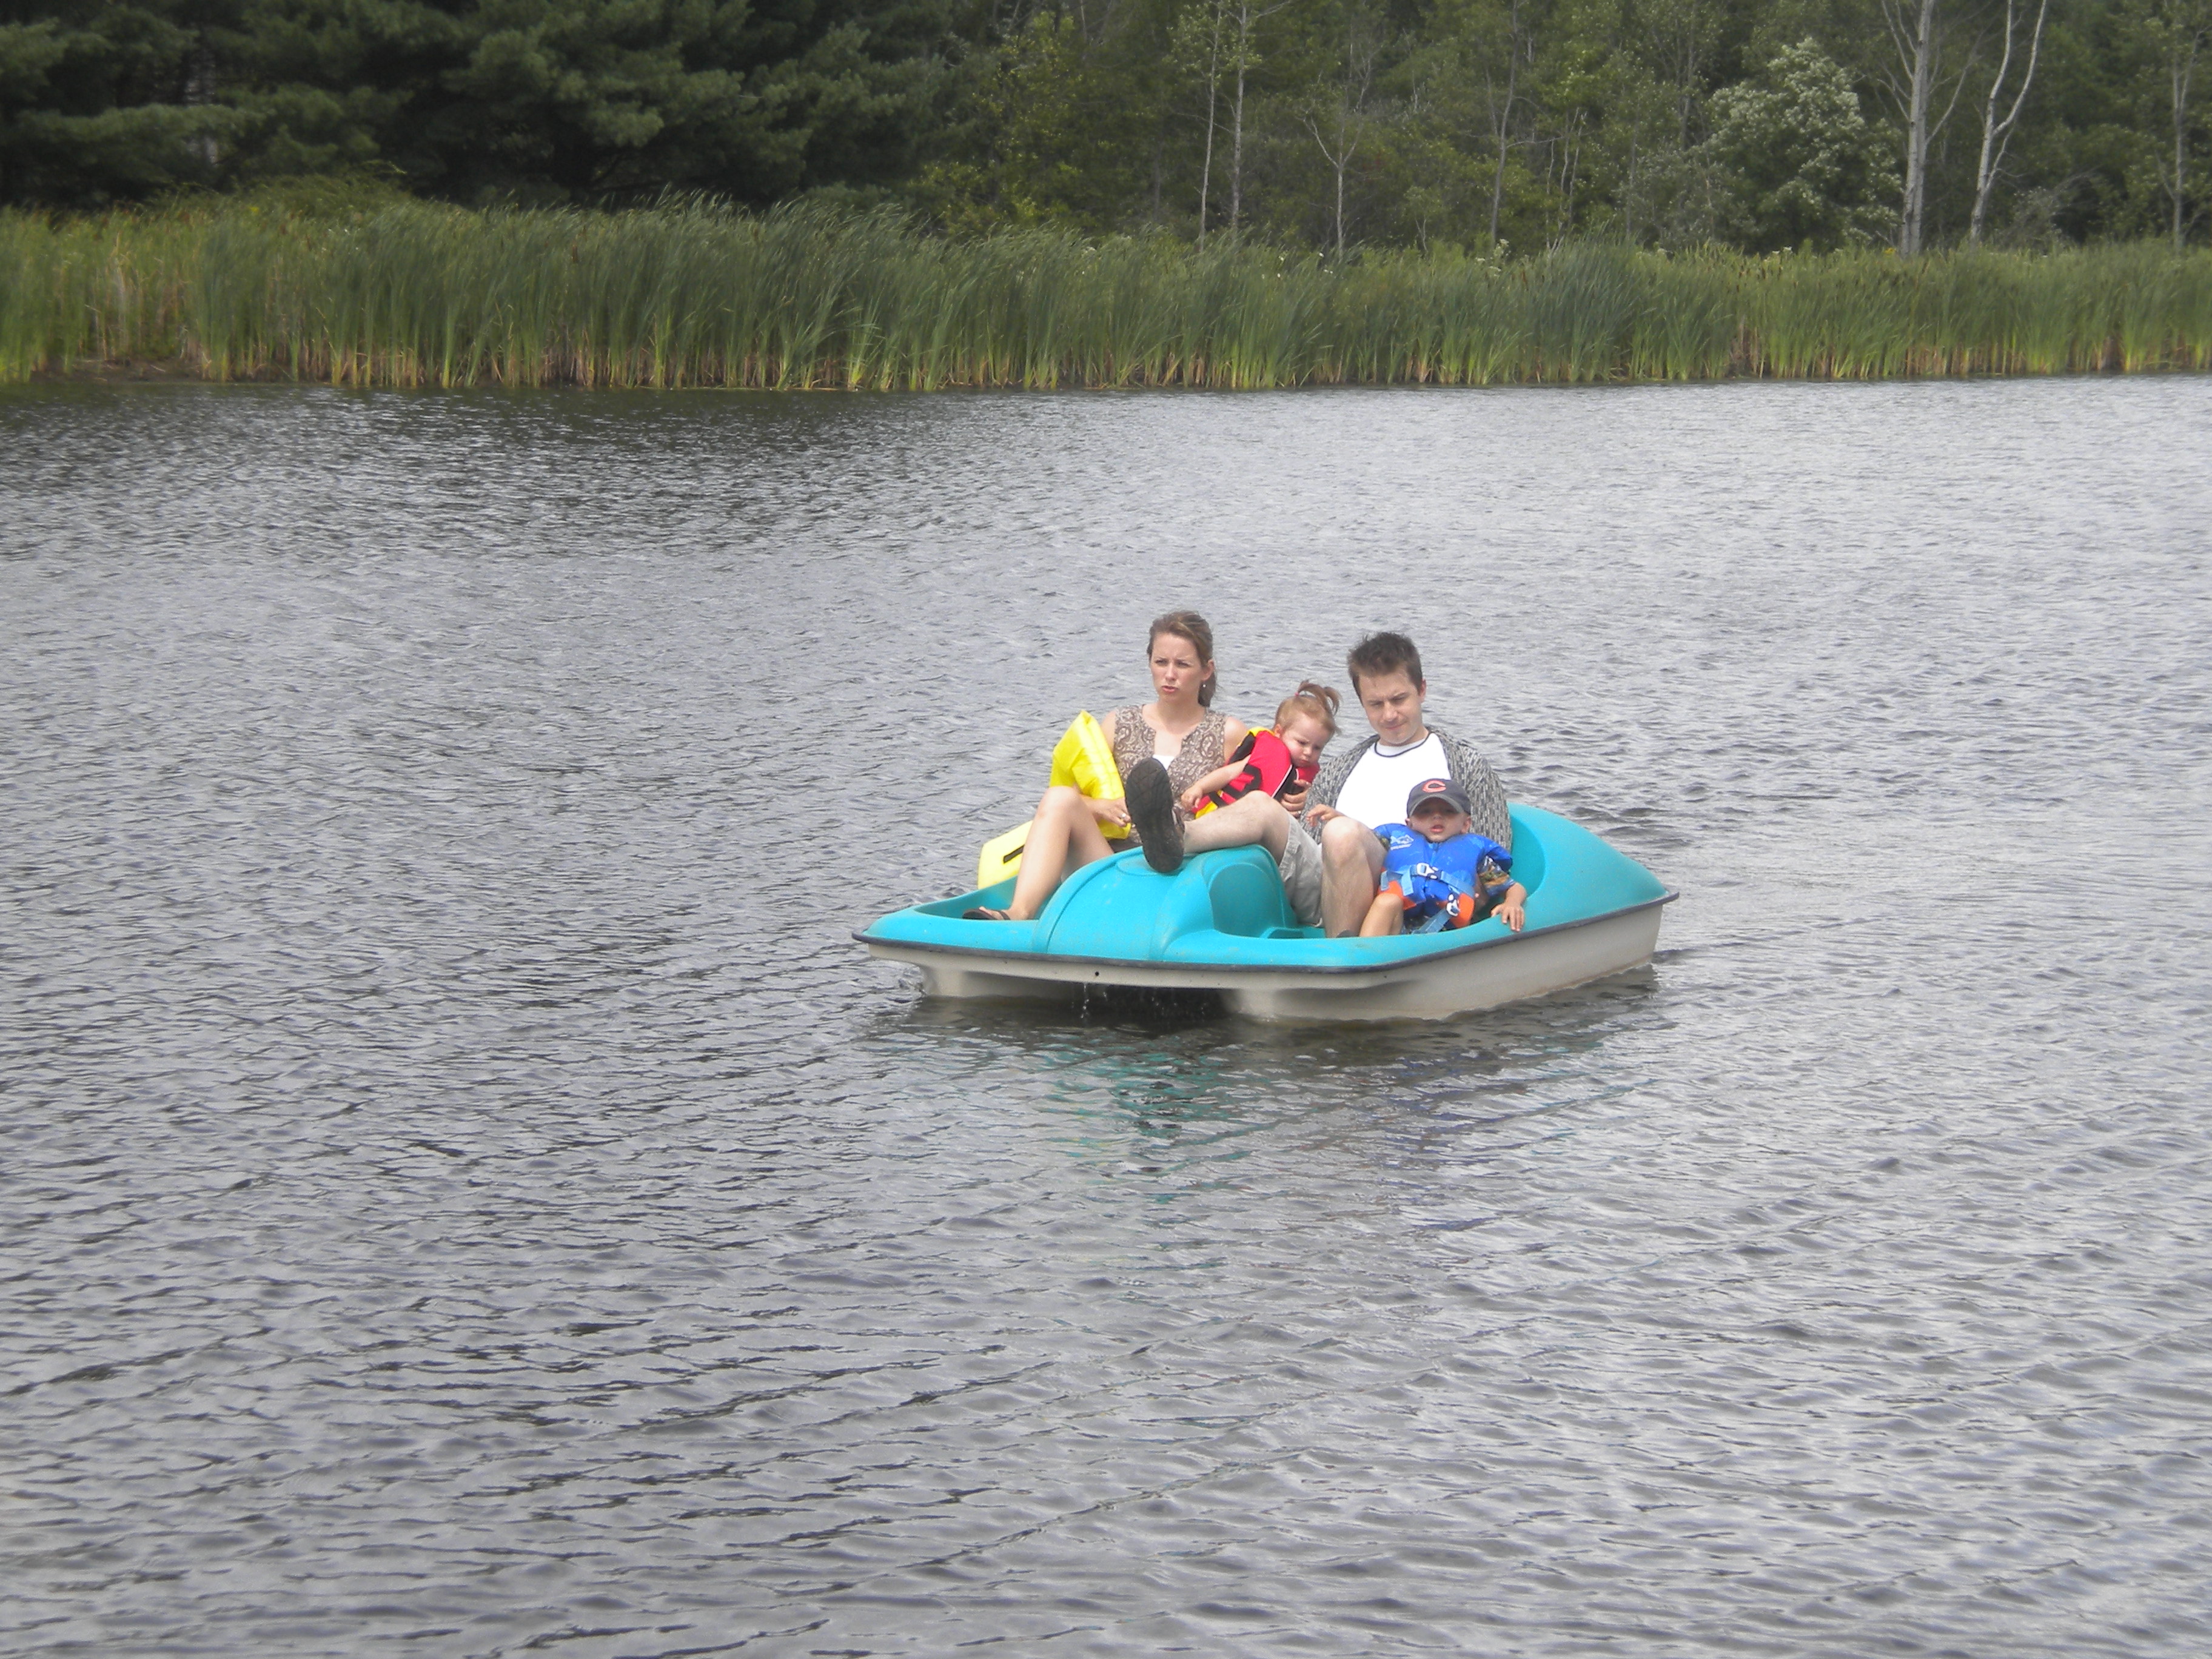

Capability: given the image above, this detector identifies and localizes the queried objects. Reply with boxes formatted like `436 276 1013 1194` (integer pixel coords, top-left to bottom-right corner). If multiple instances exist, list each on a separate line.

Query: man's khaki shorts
1278 826 1324 928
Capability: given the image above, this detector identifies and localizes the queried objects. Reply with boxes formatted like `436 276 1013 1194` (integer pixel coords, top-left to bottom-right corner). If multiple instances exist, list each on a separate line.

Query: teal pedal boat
857 804 1675 1022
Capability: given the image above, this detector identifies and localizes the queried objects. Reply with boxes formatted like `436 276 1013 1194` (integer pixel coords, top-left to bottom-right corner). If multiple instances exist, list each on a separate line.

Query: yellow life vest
974 711 1127 890
1050 709 1126 815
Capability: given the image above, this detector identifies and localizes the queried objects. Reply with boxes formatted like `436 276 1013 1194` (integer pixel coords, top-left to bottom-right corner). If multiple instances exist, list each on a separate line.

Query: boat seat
1203 852 1296 937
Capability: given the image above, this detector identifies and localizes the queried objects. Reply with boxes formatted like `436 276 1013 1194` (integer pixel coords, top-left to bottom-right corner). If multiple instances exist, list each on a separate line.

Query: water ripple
3 378 2209 1656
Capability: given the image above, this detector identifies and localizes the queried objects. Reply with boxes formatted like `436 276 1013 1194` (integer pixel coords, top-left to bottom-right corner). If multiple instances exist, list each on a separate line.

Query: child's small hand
1497 891 1526 932
1177 784 1206 814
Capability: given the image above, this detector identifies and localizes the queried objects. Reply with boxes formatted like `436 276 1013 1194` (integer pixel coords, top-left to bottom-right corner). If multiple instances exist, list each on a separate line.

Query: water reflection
874 969 1676 1242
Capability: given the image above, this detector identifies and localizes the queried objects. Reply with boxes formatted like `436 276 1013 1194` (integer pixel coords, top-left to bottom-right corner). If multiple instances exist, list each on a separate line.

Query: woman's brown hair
1275 680 1342 736
1148 611 1219 707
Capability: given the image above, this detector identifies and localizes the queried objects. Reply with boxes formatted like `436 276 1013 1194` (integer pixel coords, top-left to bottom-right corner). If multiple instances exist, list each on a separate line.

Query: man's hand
1279 785 1309 815
1305 803 1341 826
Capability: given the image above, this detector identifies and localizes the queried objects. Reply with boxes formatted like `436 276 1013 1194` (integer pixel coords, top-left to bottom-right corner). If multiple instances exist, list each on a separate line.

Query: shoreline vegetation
5 202 2208 391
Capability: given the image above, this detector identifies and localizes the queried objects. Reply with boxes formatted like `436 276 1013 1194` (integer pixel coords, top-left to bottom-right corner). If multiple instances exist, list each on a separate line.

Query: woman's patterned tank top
1109 706 1228 842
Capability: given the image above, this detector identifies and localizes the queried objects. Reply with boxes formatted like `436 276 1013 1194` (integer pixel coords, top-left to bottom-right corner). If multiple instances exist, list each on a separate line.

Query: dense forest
0 0 2204 251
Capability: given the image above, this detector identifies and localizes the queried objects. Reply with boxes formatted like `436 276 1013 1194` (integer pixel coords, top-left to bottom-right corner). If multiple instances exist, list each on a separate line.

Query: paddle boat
857 803 1674 1022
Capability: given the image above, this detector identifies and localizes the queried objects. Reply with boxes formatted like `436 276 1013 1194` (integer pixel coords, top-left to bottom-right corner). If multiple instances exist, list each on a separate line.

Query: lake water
4 377 2209 1657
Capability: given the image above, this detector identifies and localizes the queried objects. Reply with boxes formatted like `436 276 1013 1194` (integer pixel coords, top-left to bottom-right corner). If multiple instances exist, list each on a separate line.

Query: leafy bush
1708 41 1902 253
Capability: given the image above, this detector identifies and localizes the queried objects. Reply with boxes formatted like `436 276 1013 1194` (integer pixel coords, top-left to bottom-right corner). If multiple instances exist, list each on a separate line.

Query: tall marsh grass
3 199 2207 388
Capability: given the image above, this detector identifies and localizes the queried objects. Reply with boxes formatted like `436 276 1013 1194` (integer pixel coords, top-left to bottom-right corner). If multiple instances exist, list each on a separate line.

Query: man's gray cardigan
1301 726 1512 848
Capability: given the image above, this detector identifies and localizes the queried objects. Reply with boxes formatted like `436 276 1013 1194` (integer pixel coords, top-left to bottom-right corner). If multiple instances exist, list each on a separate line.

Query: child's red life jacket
1195 728 1315 816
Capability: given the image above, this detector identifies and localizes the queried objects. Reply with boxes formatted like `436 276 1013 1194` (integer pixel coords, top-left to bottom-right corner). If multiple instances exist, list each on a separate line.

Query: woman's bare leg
1007 786 1114 919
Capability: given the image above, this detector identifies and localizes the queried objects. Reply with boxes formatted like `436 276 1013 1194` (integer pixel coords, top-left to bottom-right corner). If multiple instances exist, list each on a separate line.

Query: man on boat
1128 631 1510 937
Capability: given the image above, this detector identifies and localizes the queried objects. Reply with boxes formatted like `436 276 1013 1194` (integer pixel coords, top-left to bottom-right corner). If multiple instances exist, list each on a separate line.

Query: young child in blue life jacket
1360 777 1527 936
1177 681 1341 817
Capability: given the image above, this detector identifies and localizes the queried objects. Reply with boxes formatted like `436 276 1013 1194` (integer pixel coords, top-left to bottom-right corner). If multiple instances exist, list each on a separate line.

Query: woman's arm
1087 708 1130 828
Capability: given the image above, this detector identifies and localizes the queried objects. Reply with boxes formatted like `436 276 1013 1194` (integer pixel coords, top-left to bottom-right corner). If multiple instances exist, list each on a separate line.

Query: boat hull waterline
858 804 1675 1023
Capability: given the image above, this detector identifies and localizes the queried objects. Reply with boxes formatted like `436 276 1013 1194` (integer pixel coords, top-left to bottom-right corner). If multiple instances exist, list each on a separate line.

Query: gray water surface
4 380 2210 1657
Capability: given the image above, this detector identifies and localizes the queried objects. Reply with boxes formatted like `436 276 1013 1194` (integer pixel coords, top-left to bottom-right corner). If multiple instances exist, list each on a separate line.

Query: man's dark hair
1346 631 1424 694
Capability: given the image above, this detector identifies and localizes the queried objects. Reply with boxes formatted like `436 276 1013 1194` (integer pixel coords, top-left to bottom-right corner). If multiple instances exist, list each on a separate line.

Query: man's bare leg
1320 816 1386 937
1179 794 1291 863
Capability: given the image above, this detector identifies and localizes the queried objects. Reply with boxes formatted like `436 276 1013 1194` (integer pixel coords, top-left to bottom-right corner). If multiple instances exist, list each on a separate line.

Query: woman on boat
968 611 1245 922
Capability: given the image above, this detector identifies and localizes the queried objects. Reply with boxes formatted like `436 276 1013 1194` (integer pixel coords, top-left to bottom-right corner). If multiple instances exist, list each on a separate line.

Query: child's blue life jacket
1377 825 1515 933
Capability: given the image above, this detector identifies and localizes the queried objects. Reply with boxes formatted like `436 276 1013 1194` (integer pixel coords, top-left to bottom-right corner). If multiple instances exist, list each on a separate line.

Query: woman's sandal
962 907 1013 921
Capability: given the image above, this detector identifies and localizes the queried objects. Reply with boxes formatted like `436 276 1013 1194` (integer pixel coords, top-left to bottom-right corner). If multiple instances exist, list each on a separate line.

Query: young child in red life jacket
1178 682 1341 819
1360 777 1528 936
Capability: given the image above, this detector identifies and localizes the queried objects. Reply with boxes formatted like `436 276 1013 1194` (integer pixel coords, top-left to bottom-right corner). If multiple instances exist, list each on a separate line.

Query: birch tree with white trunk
1487 0 1528 245
1224 0 1296 234
2142 0 2211 248
1968 0 2051 241
1173 0 1232 243
1302 7 1385 258
1878 0 1979 252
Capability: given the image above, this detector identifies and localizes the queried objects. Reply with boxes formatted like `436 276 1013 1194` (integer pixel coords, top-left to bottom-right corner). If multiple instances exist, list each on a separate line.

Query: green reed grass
2 198 2207 388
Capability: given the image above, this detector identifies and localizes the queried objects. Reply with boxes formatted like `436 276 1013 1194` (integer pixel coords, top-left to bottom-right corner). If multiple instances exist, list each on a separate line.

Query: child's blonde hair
1275 681 1342 737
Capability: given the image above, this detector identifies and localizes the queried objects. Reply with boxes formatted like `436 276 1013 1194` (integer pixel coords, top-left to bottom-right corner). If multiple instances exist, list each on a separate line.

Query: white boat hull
863 898 1667 1022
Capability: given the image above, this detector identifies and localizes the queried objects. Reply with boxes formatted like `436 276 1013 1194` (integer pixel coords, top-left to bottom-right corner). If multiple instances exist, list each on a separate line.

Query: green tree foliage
0 0 2204 246
1 0 957 206
2128 0 2211 243
1708 38 1899 248
916 10 1166 230
0 6 240 202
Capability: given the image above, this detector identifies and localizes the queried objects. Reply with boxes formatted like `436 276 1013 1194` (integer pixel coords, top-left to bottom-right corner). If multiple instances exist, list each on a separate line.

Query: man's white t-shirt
1332 732 1449 831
